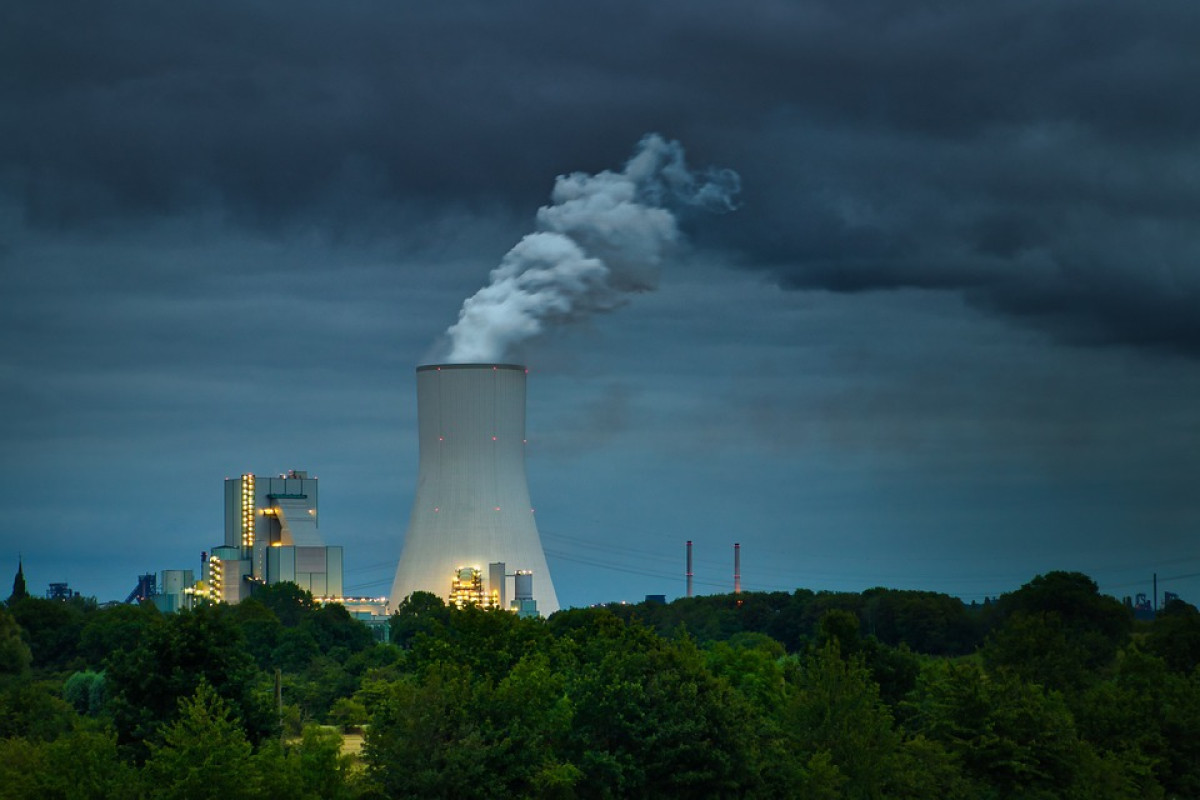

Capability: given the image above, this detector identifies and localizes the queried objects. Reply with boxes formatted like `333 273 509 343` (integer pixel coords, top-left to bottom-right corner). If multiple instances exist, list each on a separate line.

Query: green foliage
0 678 77 740
272 626 321 672
862 587 982 655
364 614 763 799
63 669 106 716
983 572 1132 693
1144 597 1200 673
407 602 551 683
487 651 578 796
329 695 368 729
251 581 318 627
816 608 861 651
557 619 759 798
104 603 273 757
813 609 919 707
1074 647 1200 797
910 659 1095 798
294 724 355 800
603 585 986 657
293 655 358 721
7 595 92 671
0 603 32 677
77 602 162 669
782 641 905 798
141 682 260 800
2 569 1197 799
301 602 375 654
0 727 135 800
253 725 355 800
228 597 284 668
363 663 488 798
705 632 788 710
860 638 920 708
387 589 451 648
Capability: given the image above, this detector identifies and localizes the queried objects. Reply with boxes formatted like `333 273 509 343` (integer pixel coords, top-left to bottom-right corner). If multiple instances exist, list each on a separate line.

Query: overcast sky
3 0 1198 609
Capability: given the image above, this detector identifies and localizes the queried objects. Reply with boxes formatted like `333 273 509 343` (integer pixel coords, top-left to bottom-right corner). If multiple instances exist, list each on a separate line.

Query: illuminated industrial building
203 469 343 603
389 364 558 615
450 566 485 609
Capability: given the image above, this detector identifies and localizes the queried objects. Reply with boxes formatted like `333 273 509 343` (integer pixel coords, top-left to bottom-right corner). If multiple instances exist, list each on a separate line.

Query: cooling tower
390 364 559 614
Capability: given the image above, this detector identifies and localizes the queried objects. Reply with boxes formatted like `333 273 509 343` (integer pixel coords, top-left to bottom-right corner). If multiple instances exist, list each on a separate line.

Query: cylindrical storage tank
390 364 559 614
514 570 534 601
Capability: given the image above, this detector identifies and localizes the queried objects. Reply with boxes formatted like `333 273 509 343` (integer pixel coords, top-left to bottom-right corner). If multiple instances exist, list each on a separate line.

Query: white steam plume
444 134 740 363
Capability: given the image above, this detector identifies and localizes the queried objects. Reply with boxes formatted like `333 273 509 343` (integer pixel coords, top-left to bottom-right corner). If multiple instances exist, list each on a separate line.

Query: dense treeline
2 572 1200 798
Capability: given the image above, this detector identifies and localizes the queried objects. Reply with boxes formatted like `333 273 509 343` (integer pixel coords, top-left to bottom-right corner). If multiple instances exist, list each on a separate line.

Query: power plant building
390 364 559 615
205 470 344 603
151 569 196 613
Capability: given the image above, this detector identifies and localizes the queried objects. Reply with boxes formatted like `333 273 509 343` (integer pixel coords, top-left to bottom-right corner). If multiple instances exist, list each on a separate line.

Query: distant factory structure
122 469 388 638
390 364 558 617
208 470 342 604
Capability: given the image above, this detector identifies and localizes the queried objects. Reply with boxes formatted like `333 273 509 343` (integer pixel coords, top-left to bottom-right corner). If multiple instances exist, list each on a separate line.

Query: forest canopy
2 571 1199 799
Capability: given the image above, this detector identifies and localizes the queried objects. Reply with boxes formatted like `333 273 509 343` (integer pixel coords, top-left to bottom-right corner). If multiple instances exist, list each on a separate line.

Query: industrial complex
119 362 558 624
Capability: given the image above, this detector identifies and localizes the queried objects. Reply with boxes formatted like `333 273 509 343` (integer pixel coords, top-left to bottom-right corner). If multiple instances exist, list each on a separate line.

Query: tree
229 597 284 669
861 588 981 655
813 609 919 708
63 669 107 716
362 663 490 798
1075 647 1200 797
0 727 135 800
705 632 788 711
0 678 77 740
983 611 1093 692
251 582 318 627
0 604 32 677
560 623 759 798
141 682 260 800
910 659 1090 798
7 595 91 671
388 590 451 649
983 572 1131 693
78 602 162 669
1145 598 1200 674
484 651 579 798
781 641 908 799
300 601 374 655
406 602 549 683
252 724 354 800
105 604 272 757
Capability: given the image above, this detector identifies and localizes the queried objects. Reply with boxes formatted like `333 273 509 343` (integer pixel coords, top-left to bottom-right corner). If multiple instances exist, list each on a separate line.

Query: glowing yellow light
240 474 256 550
450 566 484 609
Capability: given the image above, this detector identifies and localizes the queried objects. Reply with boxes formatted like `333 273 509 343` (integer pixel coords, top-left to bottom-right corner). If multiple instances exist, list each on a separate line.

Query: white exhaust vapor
445 133 740 363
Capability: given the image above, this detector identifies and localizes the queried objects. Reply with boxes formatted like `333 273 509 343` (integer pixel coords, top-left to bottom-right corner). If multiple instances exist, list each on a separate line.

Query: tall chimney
686 540 694 598
734 542 741 594
390 364 559 614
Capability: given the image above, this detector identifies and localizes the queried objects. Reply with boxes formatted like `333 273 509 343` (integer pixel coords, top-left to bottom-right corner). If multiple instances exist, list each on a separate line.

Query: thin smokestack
734 542 741 594
686 539 693 598
442 134 739 363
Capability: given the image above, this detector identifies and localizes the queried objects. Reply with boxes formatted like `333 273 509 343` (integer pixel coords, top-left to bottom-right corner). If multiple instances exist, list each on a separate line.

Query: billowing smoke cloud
443 134 740 363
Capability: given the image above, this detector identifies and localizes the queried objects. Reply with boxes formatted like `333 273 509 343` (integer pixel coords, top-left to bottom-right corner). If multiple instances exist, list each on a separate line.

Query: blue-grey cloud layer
2 0 1198 604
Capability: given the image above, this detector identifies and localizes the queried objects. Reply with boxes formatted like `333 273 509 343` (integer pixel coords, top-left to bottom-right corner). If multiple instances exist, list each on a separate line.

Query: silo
389 364 559 614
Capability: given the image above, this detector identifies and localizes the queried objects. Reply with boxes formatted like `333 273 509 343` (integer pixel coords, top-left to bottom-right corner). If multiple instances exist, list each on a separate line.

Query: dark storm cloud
2 0 1198 355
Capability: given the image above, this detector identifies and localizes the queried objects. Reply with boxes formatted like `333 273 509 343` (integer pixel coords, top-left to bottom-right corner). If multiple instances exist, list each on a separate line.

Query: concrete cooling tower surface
390 364 559 615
